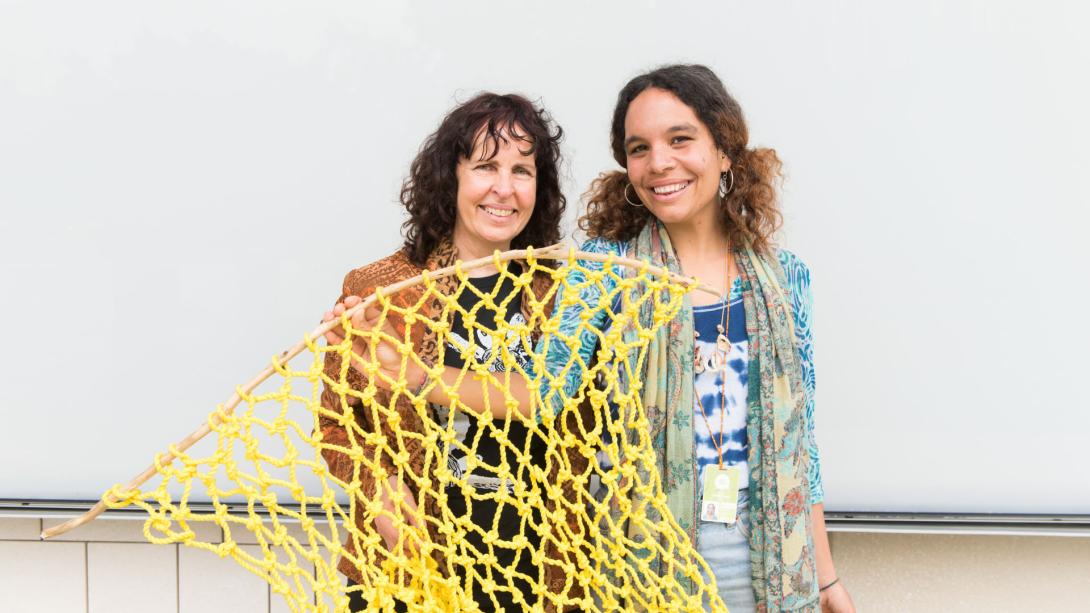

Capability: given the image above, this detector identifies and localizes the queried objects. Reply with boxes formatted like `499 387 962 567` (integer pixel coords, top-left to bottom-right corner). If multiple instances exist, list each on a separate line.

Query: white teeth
482 206 514 217
652 182 689 195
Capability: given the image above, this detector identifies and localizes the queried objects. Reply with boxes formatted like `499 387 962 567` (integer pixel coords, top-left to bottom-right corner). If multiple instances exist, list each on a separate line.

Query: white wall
2 8 1089 613
4 0 1089 516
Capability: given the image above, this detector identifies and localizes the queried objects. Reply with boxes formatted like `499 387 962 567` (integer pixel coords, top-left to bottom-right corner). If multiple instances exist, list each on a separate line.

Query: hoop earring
624 182 644 207
719 169 735 199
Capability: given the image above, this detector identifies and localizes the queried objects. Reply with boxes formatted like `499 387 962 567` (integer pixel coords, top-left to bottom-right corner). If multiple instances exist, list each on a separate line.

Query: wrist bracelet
819 577 840 592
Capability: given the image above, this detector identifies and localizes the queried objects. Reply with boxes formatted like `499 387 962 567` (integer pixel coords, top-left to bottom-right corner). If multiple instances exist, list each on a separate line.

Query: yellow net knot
103 486 140 508
386 412 402 429
551 508 567 525
271 355 290 376
558 294 580 309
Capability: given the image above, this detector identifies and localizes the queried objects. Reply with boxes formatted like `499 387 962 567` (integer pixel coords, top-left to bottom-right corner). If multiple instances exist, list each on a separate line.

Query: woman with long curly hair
357 66 856 612
556 64 856 612
319 92 567 612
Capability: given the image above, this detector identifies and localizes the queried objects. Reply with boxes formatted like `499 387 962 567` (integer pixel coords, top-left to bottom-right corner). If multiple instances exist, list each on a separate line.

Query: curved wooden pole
41 244 706 539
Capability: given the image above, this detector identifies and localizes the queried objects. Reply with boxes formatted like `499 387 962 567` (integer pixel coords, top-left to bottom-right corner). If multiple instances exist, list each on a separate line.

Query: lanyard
695 251 733 470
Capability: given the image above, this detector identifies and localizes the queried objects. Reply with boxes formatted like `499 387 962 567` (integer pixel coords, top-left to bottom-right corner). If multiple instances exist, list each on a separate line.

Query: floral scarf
624 220 819 611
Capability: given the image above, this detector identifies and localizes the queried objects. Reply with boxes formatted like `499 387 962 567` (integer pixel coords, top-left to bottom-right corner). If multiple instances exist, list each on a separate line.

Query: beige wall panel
0 541 86 613
179 544 269 613
831 532 1090 613
44 517 152 543
232 518 314 545
0 517 41 540
231 517 325 611
88 542 177 613
44 516 223 544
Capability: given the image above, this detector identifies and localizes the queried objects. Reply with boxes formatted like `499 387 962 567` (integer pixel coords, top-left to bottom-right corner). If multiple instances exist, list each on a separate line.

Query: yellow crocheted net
100 249 728 612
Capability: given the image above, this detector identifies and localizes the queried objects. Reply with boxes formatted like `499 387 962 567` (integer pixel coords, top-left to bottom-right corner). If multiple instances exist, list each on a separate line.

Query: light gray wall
1 1 1087 515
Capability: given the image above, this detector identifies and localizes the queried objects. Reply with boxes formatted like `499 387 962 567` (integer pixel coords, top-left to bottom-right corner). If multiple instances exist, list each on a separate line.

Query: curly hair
581 64 783 254
400 93 566 266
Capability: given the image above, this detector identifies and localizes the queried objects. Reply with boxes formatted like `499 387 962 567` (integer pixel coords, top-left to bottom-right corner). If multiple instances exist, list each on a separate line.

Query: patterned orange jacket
317 241 589 608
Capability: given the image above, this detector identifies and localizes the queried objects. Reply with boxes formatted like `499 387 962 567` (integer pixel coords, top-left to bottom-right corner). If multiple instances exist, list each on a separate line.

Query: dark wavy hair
400 93 565 265
581 64 783 253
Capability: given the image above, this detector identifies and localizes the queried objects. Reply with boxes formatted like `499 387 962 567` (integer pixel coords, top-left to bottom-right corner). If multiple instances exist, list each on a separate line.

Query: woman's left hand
323 296 415 386
820 580 856 613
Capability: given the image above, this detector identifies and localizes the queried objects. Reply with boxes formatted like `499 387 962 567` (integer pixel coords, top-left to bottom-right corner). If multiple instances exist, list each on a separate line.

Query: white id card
700 465 741 524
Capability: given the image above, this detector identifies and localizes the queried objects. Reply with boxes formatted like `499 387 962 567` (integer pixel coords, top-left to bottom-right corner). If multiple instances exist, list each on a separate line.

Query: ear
718 150 732 173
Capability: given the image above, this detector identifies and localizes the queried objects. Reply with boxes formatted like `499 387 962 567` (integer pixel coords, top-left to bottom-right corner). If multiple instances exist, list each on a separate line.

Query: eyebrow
624 123 699 148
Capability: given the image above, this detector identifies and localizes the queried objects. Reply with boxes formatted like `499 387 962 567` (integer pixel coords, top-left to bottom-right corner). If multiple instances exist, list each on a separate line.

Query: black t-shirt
433 272 547 611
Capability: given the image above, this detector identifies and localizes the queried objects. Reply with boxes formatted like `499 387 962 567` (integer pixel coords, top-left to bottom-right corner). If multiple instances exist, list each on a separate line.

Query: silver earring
624 182 644 207
719 169 735 199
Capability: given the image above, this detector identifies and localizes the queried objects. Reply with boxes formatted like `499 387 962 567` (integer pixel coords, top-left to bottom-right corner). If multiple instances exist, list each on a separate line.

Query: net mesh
100 250 728 612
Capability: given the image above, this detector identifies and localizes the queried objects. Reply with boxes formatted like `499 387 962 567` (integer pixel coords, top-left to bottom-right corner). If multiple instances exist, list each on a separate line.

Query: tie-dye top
540 237 823 504
692 283 752 493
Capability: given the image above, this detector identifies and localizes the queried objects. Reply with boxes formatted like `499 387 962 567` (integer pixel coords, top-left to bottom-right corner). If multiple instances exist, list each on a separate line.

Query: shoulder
579 236 627 257
341 247 422 298
526 261 559 307
775 248 811 283
775 248 812 298
565 237 627 281
773 249 814 337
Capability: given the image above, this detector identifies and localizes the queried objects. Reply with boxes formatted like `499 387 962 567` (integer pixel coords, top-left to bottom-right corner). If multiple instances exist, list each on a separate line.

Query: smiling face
623 88 730 230
451 127 537 258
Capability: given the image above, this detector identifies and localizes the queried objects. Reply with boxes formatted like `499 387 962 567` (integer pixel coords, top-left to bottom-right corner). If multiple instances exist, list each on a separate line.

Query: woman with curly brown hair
350 66 856 612
319 92 566 612
544 64 857 612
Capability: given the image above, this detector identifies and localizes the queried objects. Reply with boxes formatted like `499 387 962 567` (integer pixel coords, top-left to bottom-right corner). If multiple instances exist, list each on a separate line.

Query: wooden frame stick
40 243 708 540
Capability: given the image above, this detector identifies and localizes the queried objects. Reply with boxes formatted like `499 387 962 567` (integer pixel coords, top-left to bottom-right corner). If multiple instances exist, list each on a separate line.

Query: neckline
691 276 742 311
466 271 503 286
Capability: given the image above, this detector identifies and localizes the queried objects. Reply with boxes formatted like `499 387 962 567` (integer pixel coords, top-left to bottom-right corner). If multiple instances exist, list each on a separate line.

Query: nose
648 145 676 174
492 171 515 199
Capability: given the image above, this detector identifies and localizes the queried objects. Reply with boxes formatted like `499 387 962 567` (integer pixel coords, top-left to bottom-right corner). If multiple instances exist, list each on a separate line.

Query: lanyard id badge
700 465 741 524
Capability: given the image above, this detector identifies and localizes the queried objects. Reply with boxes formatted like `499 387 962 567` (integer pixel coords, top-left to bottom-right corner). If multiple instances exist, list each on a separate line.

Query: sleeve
315 272 386 499
780 250 824 505
537 238 626 417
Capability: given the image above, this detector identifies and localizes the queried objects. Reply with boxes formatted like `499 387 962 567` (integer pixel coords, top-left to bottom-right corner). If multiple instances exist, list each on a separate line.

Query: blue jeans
697 489 755 613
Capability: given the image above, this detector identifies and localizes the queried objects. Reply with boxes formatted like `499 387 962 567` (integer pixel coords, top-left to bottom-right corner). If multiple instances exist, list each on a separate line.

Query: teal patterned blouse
540 237 824 504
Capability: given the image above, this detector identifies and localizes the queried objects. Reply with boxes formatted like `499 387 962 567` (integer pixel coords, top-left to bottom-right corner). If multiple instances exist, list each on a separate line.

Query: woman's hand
323 296 421 388
820 580 856 613
373 475 428 557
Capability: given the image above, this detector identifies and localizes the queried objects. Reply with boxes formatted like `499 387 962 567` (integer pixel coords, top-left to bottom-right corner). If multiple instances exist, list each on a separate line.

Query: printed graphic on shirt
442 449 513 493
432 273 541 495
431 271 545 613
445 312 531 373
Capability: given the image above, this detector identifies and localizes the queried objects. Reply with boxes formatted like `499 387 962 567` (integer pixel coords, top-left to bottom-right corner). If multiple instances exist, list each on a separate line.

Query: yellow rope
103 250 728 612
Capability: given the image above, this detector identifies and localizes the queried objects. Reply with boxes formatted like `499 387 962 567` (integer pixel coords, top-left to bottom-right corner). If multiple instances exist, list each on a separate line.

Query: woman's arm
780 251 855 611
326 241 623 421
323 295 534 420
811 503 855 612
319 287 426 555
